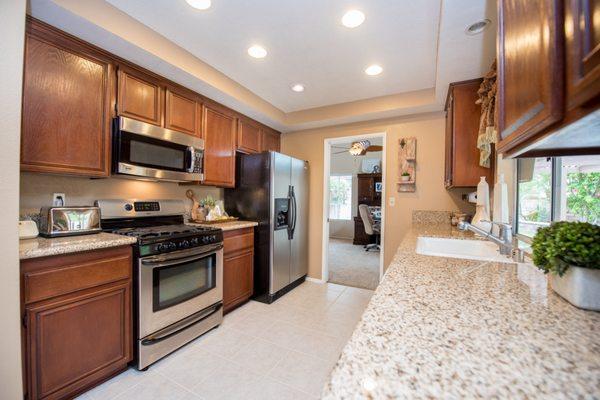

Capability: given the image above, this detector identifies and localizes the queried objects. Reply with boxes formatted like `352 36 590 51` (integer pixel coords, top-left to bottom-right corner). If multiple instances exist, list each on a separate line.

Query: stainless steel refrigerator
225 152 309 303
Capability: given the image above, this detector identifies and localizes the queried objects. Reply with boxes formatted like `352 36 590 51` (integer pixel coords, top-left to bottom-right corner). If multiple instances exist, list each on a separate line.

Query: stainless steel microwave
112 117 204 182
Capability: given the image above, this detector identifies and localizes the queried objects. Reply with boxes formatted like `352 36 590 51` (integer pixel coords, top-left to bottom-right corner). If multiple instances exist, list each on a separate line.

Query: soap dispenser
472 177 491 232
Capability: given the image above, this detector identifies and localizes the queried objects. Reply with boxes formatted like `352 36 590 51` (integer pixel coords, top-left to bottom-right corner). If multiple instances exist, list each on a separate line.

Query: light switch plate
52 193 66 207
389 197 395 206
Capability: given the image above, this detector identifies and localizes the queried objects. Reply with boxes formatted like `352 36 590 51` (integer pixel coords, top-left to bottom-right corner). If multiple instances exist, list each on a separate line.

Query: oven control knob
157 243 166 252
202 236 209 244
211 235 217 243
190 237 199 246
124 203 133 211
179 240 190 249
168 242 177 251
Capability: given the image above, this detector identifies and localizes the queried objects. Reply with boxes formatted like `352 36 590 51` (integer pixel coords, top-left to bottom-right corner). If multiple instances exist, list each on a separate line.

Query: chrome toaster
39 206 102 238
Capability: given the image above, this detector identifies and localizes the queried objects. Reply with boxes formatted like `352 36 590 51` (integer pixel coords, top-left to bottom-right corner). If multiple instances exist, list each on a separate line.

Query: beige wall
0 0 25 398
281 112 475 279
20 173 222 216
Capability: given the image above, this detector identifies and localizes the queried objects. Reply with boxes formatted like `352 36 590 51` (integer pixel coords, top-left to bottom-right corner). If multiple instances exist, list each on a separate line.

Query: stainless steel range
96 199 223 370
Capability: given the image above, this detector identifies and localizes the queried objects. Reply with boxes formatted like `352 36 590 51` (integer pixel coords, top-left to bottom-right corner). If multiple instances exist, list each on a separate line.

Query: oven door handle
141 302 222 346
141 243 223 267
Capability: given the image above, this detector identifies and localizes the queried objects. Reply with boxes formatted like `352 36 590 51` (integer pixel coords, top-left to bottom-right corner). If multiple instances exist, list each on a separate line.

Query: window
329 175 353 220
517 155 600 239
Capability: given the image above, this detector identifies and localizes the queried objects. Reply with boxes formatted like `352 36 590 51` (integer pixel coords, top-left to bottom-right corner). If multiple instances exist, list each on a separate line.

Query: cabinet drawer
22 246 132 305
223 228 254 256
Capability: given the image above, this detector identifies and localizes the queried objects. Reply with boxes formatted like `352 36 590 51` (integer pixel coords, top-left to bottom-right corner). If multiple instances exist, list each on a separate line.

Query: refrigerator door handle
291 186 298 238
287 185 296 240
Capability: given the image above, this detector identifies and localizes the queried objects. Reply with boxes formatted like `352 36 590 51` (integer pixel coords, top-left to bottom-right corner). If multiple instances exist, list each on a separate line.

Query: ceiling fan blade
366 145 383 152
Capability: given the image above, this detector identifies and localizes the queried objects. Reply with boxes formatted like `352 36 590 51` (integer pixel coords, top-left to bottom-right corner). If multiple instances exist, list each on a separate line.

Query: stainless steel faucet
457 221 514 256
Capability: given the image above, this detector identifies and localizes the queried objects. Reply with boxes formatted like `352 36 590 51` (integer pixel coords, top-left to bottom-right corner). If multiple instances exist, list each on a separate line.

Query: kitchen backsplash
19 172 222 216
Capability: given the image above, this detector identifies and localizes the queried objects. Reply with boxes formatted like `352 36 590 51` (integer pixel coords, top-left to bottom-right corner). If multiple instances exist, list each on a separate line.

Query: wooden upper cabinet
445 80 494 188
21 22 112 177
496 0 565 152
237 119 262 154
117 66 163 126
565 0 600 109
165 87 201 136
202 104 237 187
261 129 281 152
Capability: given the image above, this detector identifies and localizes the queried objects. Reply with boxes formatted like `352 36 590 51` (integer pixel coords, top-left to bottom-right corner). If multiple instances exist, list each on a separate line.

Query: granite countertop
322 223 600 399
187 220 258 231
19 233 137 260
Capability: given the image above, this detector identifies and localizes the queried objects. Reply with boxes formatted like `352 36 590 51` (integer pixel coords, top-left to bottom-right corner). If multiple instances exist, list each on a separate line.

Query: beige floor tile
153 348 229 390
244 376 314 400
85 368 147 400
191 361 261 400
113 373 199 400
226 311 277 338
228 338 287 375
267 350 337 397
192 326 254 358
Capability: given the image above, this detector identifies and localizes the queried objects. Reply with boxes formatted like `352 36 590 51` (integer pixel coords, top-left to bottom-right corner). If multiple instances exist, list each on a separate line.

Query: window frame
515 155 597 242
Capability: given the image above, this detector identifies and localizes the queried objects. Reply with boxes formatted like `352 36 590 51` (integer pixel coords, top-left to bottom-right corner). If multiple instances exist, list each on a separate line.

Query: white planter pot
401 175 410 182
550 266 600 311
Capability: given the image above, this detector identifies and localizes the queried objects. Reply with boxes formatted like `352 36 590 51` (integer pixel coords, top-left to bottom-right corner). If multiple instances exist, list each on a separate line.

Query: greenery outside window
329 175 353 220
516 155 600 240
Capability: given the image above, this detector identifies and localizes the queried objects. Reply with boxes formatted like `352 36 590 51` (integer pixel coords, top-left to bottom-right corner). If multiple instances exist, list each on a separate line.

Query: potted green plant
532 221 600 310
400 171 411 182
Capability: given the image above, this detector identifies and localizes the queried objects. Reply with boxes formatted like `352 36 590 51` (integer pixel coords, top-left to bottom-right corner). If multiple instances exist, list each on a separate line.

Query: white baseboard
305 277 326 284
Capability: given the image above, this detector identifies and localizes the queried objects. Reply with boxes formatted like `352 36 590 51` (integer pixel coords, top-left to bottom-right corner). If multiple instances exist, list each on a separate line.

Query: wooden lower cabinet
21 246 133 400
223 228 254 313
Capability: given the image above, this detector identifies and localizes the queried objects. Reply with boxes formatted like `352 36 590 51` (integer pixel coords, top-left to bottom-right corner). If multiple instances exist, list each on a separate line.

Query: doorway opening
322 133 386 290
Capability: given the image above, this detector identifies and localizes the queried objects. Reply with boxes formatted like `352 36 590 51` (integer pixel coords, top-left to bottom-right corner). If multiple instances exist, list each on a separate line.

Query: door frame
322 132 387 283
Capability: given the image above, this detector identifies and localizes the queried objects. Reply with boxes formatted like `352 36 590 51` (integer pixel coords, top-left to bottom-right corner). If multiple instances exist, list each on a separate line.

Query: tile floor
77 281 373 400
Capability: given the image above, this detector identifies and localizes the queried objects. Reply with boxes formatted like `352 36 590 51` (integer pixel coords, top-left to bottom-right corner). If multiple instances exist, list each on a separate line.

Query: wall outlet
52 193 66 207
388 197 395 206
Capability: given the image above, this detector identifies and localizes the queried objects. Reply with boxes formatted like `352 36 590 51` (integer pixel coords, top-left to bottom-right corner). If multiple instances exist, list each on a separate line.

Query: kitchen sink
416 236 511 263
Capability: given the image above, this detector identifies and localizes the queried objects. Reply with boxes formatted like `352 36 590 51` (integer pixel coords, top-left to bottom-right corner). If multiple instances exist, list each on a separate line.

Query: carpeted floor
328 238 380 290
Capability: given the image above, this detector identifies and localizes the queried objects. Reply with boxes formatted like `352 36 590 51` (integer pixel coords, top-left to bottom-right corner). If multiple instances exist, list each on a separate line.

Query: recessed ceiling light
247 45 267 59
342 10 365 28
365 64 383 76
185 0 211 10
465 19 491 35
291 84 305 92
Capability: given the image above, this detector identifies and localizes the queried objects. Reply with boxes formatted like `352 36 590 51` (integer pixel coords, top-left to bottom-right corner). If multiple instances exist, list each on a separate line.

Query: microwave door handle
186 146 195 173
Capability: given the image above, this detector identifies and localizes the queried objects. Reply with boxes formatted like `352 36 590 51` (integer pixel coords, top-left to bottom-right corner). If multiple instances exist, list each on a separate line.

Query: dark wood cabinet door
237 120 262 154
261 130 281 152
223 250 254 313
25 281 131 400
117 67 163 126
445 80 493 188
202 105 237 187
165 88 199 136
565 0 600 109
357 176 374 203
497 0 565 152
21 31 112 177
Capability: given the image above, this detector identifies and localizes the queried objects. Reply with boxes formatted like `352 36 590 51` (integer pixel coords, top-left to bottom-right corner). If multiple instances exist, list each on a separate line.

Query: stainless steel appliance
97 199 223 370
225 152 309 303
38 206 101 237
112 117 204 182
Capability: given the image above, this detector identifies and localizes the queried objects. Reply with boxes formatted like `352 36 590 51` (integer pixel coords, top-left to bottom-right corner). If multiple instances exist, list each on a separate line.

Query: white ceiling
106 0 441 112
29 0 496 131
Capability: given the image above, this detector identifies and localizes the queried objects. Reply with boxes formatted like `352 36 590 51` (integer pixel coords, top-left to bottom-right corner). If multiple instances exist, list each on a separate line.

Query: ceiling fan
332 140 383 156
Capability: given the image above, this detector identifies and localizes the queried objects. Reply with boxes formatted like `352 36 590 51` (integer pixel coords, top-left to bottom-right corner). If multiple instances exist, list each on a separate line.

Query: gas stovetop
112 224 216 239
96 199 223 257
